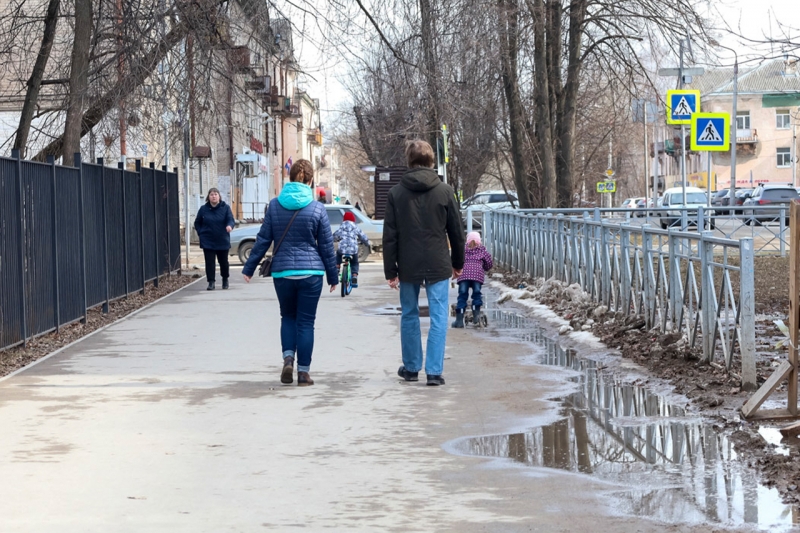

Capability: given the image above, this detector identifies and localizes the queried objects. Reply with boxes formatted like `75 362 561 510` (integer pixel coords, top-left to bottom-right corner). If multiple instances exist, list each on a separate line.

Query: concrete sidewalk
0 265 716 532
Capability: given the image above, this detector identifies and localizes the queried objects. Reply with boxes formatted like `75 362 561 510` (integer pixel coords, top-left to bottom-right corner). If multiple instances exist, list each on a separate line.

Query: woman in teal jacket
243 160 337 386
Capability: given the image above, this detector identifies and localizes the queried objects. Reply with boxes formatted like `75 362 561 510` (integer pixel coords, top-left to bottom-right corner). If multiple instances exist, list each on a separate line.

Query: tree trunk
13 0 60 158
353 106 378 166
546 0 561 143
498 0 532 208
33 20 190 162
61 0 92 167
419 0 441 169
555 0 586 207
532 0 557 207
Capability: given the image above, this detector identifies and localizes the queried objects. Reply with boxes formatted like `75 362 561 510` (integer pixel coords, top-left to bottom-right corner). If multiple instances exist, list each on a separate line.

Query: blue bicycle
340 254 353 297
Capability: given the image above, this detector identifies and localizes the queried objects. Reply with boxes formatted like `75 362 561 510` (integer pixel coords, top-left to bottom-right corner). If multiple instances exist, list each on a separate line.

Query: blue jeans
336 251 359 275
273 276 323 372
399 278 450 376
456 281 483 310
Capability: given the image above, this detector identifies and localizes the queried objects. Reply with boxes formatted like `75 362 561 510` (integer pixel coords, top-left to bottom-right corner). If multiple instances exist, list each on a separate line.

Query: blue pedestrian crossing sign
690 113 730 152
666 89 700 125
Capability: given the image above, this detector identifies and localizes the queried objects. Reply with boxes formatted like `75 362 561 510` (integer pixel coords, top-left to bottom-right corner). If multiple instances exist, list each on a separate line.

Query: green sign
596 181 616 193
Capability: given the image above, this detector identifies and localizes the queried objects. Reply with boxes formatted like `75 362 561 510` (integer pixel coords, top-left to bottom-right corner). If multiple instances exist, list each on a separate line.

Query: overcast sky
294 0 800 126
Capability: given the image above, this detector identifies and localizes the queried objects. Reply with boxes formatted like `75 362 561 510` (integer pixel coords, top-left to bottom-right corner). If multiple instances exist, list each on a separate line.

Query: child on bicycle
333 211 371 287
453 231 493 328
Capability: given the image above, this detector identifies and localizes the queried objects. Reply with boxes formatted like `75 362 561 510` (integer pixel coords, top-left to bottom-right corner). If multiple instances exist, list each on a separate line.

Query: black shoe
427 375 446 386
281 356 294 384
452 310 464 328
397 366 419 382
472 306 482 325
207 281 215 291
222 278 229 290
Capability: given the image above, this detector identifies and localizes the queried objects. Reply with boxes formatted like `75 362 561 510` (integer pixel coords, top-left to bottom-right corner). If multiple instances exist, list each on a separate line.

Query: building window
777 109 792 129
736 111 750 130
777 147 792 168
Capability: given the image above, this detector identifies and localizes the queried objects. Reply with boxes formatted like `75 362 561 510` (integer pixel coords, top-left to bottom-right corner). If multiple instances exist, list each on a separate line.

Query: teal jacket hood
278 182 314 210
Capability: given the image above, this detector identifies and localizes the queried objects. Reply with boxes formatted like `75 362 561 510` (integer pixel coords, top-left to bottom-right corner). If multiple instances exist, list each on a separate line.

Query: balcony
307 128 322 145
736 128 758 156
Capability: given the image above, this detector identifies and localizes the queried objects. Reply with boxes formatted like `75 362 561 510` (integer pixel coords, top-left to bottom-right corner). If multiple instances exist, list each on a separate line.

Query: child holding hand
453 232 493 328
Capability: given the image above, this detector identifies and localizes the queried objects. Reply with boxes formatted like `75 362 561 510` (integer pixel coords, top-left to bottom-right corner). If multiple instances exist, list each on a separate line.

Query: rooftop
688 59 800 95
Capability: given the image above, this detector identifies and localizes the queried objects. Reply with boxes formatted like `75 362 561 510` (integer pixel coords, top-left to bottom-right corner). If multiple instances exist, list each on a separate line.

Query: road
0 264 744 532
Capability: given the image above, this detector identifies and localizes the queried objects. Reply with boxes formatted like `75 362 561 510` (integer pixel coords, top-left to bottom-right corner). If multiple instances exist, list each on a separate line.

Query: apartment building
689 59 800 189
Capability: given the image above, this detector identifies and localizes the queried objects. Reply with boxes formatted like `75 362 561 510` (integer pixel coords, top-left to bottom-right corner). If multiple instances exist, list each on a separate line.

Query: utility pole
730 55 739 211
679 39 687 208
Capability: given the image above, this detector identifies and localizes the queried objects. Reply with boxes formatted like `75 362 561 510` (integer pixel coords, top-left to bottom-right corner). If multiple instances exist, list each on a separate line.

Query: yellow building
690 59 800 189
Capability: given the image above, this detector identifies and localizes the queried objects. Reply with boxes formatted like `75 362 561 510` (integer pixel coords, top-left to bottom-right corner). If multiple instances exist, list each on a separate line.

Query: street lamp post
710 40 738 213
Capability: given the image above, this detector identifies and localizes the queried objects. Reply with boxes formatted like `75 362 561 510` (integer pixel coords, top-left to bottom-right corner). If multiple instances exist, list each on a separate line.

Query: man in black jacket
383 140 465 386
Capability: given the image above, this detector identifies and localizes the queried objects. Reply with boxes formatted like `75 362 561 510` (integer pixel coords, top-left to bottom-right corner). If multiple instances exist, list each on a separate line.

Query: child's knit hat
466 232 481 246
344 211 356 223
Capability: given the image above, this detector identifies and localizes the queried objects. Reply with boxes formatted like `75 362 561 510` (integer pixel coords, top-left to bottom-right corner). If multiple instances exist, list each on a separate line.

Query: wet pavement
448 309 799 531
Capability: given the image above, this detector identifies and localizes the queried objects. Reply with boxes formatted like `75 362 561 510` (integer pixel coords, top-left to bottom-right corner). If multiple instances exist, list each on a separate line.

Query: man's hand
330 284 338 293
226 226 233 233
387 277 400 290
243 275 251 283
452 269 463 279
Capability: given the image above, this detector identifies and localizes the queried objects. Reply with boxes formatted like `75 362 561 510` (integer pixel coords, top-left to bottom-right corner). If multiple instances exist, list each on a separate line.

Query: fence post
700 231 715 363
698 206 705 232
582 216 592 293
163 165 171 274
740 237 757 391
12 149 28 345
600 221 611 306
119 162 129 297
76 154 88 323
150 162 159 287
99 158 109 313
668 229 681 330
137 160 146 294
780 208 787 257
620 226 631 315
570 217 579 284
556 215 565 281
48 155 60 332
466 206 473 232
642 224 654 329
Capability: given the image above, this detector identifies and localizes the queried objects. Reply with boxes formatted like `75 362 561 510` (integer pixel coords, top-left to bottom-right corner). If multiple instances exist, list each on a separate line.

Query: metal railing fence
483 209 757 389
0 153 181 351
466 205 790 256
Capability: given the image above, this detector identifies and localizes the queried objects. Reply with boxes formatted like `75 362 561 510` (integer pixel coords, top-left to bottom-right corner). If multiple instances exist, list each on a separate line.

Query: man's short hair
405 140 435 168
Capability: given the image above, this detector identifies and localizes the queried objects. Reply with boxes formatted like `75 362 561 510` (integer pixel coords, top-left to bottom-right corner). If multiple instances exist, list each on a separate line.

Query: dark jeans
203 248 229 282
456 281 483 310
273 276 323 371
336 251 360 275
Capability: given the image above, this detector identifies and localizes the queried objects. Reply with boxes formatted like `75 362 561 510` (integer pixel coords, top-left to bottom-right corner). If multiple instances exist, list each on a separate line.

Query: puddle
368 305 429 317
450 309 800 531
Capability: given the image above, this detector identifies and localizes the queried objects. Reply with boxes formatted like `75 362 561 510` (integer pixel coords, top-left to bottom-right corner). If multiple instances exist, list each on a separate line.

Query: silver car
229 204 383 264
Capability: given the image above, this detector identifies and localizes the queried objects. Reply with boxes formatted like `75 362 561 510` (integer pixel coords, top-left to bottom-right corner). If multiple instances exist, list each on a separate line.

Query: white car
659 187 713 229
461 190 518 210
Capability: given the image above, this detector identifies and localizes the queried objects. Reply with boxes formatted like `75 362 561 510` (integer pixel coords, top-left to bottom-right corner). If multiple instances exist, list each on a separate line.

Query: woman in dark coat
194 187 236 291
243 160 338 387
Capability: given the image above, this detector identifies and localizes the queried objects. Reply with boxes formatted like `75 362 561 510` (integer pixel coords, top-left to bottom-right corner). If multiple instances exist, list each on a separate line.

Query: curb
0 275 206 384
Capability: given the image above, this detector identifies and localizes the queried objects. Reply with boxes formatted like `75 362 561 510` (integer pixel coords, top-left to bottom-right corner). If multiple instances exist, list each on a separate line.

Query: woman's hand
330 284 338 293
226 226 233 233
243 275 251 283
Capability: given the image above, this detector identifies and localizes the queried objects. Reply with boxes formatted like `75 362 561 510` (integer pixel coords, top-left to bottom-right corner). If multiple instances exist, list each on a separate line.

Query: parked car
229 204 383 264
742 184 799 225
721 188 752 214
621 197 639 209
461 190 518 210
711 189 729 207
659 187 713 229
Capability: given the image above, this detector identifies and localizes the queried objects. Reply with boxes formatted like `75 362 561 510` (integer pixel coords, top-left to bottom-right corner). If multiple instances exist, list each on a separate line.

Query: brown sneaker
297 371 314 387
281 357 294 384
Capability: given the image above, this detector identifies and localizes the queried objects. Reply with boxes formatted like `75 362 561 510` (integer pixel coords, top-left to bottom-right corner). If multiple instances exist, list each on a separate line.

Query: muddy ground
494 257 800 505
0 274 196 378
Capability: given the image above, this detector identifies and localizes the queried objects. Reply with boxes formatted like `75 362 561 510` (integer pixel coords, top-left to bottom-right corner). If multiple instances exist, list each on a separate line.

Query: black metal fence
0 152 180 351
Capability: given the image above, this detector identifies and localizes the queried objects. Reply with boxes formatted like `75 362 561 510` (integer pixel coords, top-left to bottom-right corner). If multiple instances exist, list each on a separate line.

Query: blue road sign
690 113 730 152
666 89 700 124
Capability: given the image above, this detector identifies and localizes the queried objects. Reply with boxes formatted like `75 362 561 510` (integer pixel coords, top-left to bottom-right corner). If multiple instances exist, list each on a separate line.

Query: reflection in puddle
454 309 799 531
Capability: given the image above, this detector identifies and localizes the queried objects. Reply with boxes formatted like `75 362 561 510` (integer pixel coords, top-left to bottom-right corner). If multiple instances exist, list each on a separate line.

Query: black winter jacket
383 167 465 284
194 201 235 251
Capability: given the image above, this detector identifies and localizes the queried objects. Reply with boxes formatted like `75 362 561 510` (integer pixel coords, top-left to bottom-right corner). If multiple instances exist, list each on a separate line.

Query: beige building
689 59 800 189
